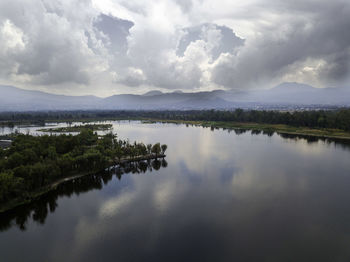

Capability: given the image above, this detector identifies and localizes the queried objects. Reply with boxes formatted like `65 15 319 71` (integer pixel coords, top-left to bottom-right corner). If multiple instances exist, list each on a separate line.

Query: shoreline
142 119 350 141
2 117 350 140
37 123 113 133
0 154 165 214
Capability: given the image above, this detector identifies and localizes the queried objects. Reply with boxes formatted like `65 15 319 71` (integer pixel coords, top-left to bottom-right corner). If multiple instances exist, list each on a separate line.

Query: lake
1 121 350 261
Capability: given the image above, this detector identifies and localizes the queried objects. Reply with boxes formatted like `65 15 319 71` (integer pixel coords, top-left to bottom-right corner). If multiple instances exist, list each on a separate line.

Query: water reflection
1 121 350 261
278 132 350 150
229 127 350 150
187 124 350 150
0 159 167 232
1 120 350 151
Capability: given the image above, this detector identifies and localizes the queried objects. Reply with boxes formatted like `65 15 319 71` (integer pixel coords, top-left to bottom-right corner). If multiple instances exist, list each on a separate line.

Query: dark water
1 121 350 262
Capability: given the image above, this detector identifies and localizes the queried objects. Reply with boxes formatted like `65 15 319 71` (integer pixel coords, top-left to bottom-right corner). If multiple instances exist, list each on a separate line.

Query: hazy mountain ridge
0 85 101 111
0 83 349 111
244 82 350 105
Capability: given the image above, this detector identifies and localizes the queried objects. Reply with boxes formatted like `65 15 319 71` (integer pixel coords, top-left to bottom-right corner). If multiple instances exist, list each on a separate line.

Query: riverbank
0 117 140 128
37 124 113 132
0 167 110 214
0 153 165 214
3 117 350 140
142 119 350 140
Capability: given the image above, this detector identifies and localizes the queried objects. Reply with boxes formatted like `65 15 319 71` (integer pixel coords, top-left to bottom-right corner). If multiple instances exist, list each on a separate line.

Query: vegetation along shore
0 108 350 139
37 124 113 132
144 119 350 140
0 130 167 213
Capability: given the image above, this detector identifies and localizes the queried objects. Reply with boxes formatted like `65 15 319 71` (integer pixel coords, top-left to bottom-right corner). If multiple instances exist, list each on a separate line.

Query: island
38 123 113 132
0 129 167 213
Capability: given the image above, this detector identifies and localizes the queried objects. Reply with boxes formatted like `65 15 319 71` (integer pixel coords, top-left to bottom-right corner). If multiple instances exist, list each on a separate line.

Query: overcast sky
0 0 349 97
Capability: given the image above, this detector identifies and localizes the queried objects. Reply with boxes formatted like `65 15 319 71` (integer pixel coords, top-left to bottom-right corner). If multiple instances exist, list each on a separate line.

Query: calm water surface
1 121 350 261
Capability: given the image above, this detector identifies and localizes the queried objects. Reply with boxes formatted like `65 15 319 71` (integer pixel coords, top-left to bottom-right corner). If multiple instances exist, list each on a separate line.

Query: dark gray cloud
94 14 134 56
174 0 194 13
212 0 350 89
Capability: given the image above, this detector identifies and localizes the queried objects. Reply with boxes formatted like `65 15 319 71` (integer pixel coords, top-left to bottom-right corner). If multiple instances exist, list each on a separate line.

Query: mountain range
0 83 349 111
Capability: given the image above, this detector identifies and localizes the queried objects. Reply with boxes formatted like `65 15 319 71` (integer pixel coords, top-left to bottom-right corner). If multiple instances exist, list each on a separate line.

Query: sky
0 0 349 97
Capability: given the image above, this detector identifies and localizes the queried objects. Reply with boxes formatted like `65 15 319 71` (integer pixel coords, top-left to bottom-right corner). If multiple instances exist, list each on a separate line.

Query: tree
57 154 74 174
151 143 161 158
0 172 24 202
161 144 167 155
78 129 97 146
147 144 152 154
99 132 116 149
47 146 57 160
137 143 147 155
114 147 123 161
7 152 24 169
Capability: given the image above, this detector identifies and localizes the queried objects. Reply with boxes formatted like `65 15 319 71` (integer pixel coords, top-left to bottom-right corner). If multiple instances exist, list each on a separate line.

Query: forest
1 108 350 131
0 130 167 211
160 109 350 131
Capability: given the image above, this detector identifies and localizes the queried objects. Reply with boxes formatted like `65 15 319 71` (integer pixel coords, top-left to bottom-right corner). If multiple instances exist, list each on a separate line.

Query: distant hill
102 90 234 110
0 83 349 111
241 82 350 105
142 90 163 96
0 85 101 111
0 85 235 111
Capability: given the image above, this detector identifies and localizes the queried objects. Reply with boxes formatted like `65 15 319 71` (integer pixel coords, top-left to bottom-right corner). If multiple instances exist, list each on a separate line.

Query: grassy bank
142 119 350 140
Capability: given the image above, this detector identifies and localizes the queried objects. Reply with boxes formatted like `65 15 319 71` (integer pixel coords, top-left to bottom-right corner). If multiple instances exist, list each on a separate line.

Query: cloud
177 24 244 60
0 0 349 95
211 0 350 89
0 19 27 76
0 0 113 92
113 67 146 87
174 0 194 13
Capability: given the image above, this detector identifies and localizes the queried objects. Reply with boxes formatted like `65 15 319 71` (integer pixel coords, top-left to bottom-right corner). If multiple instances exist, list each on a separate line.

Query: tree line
155 109 350 131
0 109 349 131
